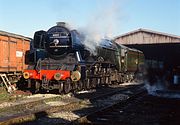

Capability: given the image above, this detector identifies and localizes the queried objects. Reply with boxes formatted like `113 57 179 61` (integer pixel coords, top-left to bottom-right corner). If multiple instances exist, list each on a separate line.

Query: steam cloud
144 67 180 99
144 80 167 95
78 0 121 54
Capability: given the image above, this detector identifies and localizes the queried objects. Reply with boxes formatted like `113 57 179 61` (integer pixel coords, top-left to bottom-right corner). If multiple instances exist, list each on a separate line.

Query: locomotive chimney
56 22 66 27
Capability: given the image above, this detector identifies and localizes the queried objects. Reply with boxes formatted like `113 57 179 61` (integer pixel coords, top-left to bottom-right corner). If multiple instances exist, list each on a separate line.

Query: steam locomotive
22 22 145 93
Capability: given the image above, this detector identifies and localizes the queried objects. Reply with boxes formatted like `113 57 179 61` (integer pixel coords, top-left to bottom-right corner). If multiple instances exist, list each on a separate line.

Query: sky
0 0 179 38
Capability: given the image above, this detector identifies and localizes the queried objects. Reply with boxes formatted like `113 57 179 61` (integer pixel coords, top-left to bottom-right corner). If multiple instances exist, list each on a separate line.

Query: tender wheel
63 78 71 94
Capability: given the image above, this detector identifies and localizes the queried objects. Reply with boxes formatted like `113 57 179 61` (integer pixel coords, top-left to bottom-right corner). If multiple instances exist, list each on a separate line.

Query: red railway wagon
0 30 31 87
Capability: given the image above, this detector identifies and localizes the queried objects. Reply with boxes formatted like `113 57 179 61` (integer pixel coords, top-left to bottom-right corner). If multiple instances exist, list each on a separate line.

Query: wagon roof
0 30 31 41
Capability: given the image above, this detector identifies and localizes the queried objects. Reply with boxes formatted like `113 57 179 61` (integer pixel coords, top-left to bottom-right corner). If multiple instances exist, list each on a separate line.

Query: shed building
115 29 180 71
115 28 180 44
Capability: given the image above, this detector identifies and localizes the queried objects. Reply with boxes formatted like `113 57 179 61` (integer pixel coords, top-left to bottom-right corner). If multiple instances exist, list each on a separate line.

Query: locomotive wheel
96 78 101 88
101 77 105 85
85 79 91 90
27 79 32 88
58 83 63 94
35 81 40 93
77 81 83 91
105 77 111 86
91 78 97 88
63 78 71 94
28 80 37 94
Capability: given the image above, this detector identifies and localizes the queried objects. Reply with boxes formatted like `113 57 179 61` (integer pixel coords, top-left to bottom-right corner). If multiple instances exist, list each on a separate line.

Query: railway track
0 83 145 125
72 89 146 125
72 90 180 125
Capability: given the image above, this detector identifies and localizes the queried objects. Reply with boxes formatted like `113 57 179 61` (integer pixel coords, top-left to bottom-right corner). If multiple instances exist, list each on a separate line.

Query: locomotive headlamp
23 72 30 79
54 73 62 81
71 71 81 82
121 59 125 63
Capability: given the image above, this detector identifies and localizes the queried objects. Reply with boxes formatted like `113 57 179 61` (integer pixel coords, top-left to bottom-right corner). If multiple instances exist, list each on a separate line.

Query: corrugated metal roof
0 30 31 41
116 41 143 53
115 28 180 39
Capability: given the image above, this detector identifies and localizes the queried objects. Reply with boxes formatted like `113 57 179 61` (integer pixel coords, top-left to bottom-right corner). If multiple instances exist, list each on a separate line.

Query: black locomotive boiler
22 22 145 93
